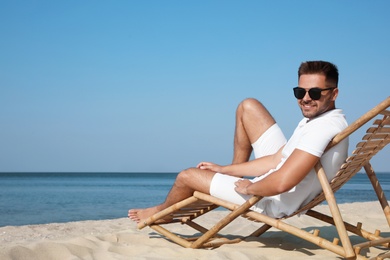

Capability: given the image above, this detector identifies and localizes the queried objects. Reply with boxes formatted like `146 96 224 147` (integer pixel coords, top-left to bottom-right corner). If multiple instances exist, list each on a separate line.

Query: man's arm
197 145 284 177
235 149 319 196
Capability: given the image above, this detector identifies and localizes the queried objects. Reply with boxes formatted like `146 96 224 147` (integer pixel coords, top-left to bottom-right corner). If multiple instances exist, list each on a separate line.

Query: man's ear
331 87 339 101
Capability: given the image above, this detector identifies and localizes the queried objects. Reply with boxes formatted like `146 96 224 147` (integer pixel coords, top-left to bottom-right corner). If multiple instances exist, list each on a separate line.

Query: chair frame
138 97 390 260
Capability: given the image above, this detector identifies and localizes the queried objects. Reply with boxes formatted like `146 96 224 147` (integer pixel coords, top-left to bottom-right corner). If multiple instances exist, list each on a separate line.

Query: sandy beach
1 202 389 260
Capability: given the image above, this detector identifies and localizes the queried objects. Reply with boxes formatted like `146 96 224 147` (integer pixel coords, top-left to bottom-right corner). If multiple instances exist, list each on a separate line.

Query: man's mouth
301 101 315 108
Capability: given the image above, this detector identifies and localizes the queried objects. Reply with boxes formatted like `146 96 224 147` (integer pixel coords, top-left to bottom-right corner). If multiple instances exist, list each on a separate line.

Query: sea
1 172 390 227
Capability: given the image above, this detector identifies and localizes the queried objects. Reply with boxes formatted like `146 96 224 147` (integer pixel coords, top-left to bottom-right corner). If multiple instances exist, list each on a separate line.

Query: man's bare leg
233 98 276 164
129 98 276 222
129 167 216 223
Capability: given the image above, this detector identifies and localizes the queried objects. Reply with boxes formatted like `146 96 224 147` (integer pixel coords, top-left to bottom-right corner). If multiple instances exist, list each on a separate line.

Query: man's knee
238 98 267 115
176 168 196 186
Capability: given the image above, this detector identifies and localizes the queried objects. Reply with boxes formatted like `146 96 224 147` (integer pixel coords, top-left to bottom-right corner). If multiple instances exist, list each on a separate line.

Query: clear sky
1 1 389 173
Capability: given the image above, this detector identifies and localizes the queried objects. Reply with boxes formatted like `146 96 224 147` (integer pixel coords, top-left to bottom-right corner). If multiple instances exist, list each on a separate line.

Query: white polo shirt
253 109 348 218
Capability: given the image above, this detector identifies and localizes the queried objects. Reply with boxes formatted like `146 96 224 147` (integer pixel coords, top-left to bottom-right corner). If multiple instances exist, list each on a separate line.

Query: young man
129 60 348 222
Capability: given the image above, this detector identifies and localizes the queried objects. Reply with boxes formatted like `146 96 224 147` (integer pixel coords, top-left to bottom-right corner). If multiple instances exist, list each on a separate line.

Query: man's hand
234 179 252 195
196 162 222 172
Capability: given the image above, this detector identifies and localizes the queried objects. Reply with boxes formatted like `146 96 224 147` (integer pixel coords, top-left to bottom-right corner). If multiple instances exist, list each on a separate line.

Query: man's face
297 74 338 119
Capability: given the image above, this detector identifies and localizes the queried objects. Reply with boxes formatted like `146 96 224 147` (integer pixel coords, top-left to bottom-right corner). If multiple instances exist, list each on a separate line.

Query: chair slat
363 133 390 140
373 117 390 125
380 110 390 116
366 126 390 134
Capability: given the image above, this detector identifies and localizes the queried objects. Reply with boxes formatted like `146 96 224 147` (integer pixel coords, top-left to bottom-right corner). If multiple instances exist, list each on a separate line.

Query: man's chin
301 110 316 119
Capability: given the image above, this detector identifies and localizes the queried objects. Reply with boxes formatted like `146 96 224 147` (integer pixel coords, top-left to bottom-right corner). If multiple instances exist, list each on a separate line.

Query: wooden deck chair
137 96 390 259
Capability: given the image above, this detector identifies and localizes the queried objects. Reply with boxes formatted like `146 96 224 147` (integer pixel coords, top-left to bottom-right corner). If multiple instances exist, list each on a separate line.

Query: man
129 60 348 222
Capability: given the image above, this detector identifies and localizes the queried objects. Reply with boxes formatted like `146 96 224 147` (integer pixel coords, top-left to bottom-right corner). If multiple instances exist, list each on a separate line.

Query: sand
1 202 390 260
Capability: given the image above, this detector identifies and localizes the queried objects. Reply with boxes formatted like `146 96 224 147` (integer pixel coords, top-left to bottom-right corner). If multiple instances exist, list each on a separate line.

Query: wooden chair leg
364 163 390 227
250 223 272 237
315 162 356 258
190 195 261 248
306 210 386 242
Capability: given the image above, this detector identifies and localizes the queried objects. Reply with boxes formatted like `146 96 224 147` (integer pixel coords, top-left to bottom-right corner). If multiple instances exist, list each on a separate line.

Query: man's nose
302 90 312 101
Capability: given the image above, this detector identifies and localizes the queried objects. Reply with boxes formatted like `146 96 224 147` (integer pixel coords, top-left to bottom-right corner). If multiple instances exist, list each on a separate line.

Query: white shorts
209 172 276 216
209 123 286 214
210 173 253 207
251 123 287 158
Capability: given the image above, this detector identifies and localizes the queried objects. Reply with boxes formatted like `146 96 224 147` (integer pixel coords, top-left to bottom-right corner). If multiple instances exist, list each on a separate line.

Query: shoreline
0 199 381 229
1 202 389 259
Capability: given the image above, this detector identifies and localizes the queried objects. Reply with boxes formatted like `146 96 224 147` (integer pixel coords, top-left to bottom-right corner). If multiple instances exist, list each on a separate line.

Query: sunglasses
293 87 336 100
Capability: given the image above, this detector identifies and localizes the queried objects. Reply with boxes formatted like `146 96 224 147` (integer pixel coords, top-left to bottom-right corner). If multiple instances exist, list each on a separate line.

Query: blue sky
1 1 389 172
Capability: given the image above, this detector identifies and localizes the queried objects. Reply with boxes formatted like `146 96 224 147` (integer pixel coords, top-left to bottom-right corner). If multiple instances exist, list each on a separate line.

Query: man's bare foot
128 207 160 223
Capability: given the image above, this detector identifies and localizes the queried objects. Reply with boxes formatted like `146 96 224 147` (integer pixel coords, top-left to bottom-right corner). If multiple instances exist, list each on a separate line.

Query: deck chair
137 97 390 259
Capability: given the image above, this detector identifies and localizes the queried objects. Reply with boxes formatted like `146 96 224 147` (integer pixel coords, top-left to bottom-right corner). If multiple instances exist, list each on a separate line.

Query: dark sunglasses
293 87 337 100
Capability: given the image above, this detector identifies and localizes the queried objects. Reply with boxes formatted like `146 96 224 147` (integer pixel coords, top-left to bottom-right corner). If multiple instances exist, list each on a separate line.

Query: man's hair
298 61 339 87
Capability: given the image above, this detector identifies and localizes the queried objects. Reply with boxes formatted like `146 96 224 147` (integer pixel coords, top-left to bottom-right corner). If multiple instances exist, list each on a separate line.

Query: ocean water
0 172 390 227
